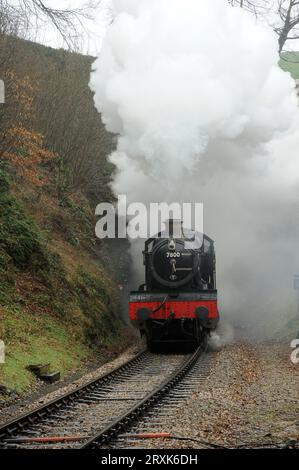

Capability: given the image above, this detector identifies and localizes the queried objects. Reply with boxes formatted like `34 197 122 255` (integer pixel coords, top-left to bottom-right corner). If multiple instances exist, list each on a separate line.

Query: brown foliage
3 126 56 187
0 69 57 187
0 37 115 202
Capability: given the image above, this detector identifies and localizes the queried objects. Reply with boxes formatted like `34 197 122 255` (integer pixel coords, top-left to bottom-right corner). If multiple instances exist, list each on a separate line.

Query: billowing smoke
90 0 299 337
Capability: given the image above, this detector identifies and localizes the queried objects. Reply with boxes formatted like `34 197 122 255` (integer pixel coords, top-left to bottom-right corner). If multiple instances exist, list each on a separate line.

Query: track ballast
0 347 207 449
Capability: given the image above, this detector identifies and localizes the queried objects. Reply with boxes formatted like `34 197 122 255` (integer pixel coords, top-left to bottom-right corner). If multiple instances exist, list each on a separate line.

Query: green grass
1 307 90 392
0 165 125 393
279 52 299 79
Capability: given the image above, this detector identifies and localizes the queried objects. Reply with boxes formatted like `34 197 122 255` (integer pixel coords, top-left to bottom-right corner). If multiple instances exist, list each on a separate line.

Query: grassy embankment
0 163 127 392
279 52 299 79
0 36 131 393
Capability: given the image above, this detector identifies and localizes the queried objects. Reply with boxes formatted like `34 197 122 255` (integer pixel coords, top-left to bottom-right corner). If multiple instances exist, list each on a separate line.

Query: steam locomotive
129 220 219 350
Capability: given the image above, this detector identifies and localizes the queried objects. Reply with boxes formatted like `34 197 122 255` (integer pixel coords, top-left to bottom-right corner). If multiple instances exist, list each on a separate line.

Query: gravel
114 339 299 449
2 338 298 449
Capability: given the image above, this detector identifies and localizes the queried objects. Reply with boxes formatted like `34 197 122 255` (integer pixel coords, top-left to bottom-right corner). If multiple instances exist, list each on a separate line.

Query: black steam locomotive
129 220 219 350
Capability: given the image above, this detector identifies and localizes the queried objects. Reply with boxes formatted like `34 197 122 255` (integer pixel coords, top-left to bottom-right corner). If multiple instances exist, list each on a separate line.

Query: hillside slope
279 52 299 80
0 37 131 393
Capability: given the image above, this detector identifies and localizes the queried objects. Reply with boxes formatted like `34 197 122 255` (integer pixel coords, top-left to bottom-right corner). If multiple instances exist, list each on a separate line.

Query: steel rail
0 348 147 441
81 346 203 449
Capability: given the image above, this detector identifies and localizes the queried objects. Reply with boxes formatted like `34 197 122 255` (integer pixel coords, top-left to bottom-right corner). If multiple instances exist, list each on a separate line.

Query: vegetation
279 52 299 79
4 307 90 391
0 161 127 392
0 36 130 393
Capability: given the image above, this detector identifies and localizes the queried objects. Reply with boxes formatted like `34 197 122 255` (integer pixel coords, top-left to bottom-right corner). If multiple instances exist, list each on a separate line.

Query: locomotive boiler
129 220 219 350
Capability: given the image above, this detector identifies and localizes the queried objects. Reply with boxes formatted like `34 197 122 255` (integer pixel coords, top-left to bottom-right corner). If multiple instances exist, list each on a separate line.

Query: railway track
0 347 207 449
102 352 213 449
0 349 148 448
82 347 212 449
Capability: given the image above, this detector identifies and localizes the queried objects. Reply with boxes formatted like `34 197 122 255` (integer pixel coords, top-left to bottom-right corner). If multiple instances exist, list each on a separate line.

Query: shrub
0 193 48 270
74 267 121 345
0 168 64 275
0 167 10 194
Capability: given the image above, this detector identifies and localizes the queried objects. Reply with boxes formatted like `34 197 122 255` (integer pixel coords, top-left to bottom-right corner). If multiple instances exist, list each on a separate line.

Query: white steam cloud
90 0 299 337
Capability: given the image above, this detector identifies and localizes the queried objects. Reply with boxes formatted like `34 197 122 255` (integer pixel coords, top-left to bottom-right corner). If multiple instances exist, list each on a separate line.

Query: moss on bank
0 165 126 393
3 306 90 392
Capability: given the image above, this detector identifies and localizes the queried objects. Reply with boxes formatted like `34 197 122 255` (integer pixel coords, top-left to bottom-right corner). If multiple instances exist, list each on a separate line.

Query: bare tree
228 0 271 17
0 1 26 36
0 1 26 68
275 0 299 53
228 0 299 55
0 0 100 50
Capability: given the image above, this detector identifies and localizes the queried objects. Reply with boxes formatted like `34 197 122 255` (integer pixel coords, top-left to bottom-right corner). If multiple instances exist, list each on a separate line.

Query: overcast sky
33 0 299 57
33 0 112 56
